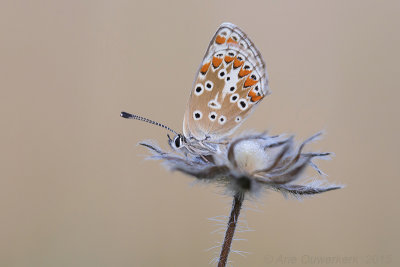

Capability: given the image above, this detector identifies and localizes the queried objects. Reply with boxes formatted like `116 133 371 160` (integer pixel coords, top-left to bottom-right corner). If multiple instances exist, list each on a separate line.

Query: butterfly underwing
183 22 269 143
121 22 269 157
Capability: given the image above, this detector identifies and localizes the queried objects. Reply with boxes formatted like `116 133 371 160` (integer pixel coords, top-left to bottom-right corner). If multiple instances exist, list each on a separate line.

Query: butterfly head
168 133 187 150
121 111 192 152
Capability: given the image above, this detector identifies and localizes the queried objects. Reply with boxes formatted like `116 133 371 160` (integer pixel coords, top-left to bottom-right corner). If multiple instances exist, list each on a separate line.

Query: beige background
1 0 399 266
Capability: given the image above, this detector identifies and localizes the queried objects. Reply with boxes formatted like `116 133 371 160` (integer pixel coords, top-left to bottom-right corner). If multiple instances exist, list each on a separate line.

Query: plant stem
218 192 244 267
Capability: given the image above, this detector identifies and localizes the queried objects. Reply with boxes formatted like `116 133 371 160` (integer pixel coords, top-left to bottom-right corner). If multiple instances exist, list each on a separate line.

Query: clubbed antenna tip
120 111 132 119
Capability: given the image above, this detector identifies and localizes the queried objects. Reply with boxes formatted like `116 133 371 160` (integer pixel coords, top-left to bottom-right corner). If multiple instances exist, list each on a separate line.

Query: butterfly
121 22 269 157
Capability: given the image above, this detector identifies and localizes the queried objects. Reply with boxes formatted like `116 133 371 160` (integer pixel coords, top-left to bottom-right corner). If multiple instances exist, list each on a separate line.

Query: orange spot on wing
227 37 238 44
248 89 264 102
215 35 226 44
248 90 257 98
212 56 223 68
233 57 244 69
244 76 258 87
224 55 234 63
238 68 252 78
200 62 210 74
251 94 263 102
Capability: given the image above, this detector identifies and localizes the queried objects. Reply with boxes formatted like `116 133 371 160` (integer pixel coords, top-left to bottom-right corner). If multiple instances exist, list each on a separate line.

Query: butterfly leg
200 154 210 163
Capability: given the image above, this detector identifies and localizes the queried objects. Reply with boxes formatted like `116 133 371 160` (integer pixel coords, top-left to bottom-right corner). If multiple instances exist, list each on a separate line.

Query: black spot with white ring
229 86 236 93
208 112 217 122
193 110 202 120
205 81 214 91
194 84 204 96
235 116 241 123
218 115 227 125
218 69 226 79
238 99 248 110
230 93 239 103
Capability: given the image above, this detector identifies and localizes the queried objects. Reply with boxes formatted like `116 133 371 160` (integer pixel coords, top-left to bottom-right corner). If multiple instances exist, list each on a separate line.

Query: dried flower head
137 130 342 266
140 131 341 198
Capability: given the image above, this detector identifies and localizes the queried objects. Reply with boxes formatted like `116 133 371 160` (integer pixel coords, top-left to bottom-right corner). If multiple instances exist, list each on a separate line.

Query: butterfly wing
183 22 269 141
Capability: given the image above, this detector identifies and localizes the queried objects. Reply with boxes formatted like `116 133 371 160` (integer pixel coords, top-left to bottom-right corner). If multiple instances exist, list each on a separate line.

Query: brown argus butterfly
121 22 269 156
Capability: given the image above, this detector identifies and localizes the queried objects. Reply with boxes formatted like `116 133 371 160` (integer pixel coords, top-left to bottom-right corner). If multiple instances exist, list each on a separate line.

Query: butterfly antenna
120 111 178 135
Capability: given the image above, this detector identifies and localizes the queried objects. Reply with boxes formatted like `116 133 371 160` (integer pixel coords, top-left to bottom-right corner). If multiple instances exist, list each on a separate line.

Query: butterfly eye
230 94 239 103
208 112 217 121
194 83 204 96
218 69 226 79
193 110 203 120
238 99 248 110
235 116 242 123
174 135 182 148
218 115 227 125
205 81 214 91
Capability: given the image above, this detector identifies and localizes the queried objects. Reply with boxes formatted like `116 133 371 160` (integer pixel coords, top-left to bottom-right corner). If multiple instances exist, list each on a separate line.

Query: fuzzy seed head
233 140 268 173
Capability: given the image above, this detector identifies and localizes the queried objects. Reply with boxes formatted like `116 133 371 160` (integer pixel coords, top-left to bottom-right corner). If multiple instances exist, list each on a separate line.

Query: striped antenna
120 111 178 135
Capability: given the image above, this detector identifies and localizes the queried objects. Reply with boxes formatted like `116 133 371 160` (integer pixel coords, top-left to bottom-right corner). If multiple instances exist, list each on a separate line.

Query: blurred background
1 0 399 266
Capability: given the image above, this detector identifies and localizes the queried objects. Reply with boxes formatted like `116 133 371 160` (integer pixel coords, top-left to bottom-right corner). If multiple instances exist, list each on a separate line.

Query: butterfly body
122 22 269 158
168 133 219 157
